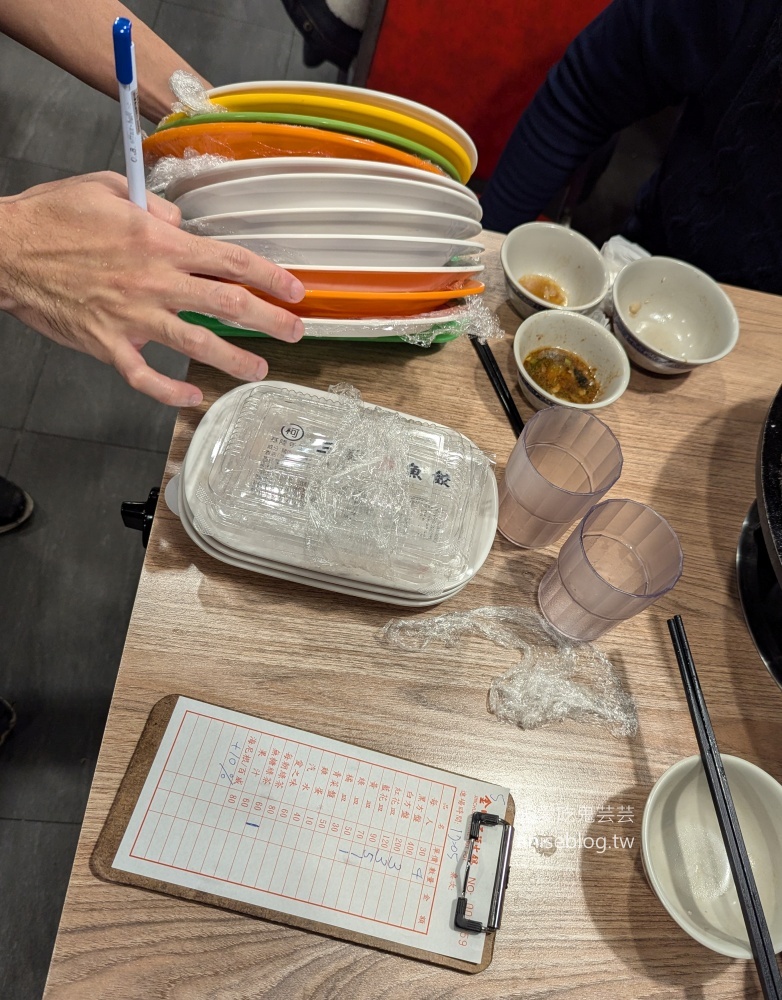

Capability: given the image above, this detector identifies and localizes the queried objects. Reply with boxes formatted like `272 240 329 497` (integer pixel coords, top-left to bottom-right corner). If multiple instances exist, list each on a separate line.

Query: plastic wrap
147 151 231 196
168 70 226 117
185 381 494 595
302 383 493 593
303 382 413 577
396 295 502 347
380 605 638 736
182 296 502 347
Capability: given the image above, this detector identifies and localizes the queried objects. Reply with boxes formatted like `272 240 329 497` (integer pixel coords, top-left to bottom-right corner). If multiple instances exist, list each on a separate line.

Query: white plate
175 172 482 223
298 308 467 338
206 82 478 174
179 477 469 602
178 460 494 598
182 440 494 598
178 483 465 607
218 307 469 340
181 382 498 594
214 233 484 268
187 207 482 240
165 156 480 206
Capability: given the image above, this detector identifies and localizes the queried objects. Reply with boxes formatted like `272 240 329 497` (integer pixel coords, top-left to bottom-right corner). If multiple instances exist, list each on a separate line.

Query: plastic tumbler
538 498 684 641
497 407 623 549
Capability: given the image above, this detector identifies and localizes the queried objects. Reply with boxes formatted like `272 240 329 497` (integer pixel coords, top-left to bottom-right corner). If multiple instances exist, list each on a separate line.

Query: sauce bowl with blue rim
612 256 739 374
501 222 610 320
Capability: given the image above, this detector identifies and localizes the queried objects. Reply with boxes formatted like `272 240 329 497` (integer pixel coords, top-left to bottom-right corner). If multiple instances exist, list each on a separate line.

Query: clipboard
91 695 515 973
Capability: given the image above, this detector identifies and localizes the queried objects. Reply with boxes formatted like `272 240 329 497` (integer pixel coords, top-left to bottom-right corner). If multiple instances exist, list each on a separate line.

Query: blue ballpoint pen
113 17 147 210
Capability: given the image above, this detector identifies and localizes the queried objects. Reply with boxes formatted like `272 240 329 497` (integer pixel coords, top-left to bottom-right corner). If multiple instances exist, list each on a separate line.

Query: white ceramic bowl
612 256 740 374
513 310 630 411
501 222 610 319
642 754 782 958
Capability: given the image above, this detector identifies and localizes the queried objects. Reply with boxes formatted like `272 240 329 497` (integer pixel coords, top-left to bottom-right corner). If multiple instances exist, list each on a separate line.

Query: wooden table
44 232 782 999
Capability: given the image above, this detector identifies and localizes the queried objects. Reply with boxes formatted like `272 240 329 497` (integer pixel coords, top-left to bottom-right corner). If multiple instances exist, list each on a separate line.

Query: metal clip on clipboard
455 811 514 933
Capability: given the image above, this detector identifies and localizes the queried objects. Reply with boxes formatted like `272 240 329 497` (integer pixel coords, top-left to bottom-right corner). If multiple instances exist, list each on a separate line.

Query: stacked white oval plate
168 382 498 606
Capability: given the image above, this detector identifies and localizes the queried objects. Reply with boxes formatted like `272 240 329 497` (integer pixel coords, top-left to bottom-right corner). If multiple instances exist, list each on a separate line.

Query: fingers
146 188 183 228
177 236 306 304
96 172 183 227
149 313 271 384
166 274 305 342
111 339 204 408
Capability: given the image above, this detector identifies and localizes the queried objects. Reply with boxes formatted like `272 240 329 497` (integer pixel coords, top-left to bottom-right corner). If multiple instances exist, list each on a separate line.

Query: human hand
0 171 306 406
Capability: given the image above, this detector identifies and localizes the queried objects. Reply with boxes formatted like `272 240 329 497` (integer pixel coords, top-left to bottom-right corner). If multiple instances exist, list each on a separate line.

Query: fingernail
187 393 201 406
255 360 269 379
286 278 306 302
291 319 305 342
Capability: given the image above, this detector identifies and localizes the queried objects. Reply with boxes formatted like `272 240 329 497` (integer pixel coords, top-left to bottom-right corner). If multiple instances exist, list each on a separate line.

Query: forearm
0 0 210 122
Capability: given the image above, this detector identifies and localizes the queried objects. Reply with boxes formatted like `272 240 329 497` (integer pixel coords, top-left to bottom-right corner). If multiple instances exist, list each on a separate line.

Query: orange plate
142 122 445 176
247 280 484 319
287 266 484 293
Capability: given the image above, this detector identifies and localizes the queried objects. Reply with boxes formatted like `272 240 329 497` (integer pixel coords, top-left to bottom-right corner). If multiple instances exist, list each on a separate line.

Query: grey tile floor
0 4 337 998
0 5 661 996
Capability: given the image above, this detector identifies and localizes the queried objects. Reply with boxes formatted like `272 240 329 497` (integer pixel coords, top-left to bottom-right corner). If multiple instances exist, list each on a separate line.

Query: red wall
365 0 611 180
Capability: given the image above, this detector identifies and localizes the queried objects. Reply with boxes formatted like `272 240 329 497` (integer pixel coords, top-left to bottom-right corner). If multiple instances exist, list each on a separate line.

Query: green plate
156 112 461 181
180 311 461 344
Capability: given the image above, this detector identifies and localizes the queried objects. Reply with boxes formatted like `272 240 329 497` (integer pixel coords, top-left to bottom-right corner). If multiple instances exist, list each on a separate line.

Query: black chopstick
470 337 524 438
667 615 782 999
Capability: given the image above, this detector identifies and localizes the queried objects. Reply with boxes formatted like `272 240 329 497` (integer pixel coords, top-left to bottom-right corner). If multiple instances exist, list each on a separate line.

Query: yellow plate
207 81 478 173
188 92 473 183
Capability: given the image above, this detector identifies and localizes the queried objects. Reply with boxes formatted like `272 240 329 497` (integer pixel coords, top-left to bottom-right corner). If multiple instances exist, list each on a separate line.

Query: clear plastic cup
497 406 623 549
538 498 684 641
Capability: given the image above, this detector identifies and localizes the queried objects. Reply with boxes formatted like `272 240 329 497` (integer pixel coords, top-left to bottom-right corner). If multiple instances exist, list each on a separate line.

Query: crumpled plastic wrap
396 296 503 347
169 70 226 117
304 383 415 578
218 298 499 347
147 150 231 196
179 297 502 347
380 605 638 736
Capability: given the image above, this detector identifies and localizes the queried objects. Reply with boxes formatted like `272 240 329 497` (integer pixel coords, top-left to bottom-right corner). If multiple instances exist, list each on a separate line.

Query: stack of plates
169 382 498 606
143 81 485 340
146 80 478 181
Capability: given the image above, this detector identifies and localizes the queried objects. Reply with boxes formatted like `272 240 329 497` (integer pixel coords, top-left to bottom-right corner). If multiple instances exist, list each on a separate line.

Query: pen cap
113 17 134 85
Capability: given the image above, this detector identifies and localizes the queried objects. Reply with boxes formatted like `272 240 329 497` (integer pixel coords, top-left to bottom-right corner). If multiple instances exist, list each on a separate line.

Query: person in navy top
481 0 782 294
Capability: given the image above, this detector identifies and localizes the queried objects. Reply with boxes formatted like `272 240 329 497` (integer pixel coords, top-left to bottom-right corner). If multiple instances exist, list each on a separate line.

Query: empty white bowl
513 310 630 411
612 256 740 373
642 754 782 958
501 222 610 319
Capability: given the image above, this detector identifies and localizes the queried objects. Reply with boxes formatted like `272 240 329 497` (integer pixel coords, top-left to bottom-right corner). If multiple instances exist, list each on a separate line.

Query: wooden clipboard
91 695 515 974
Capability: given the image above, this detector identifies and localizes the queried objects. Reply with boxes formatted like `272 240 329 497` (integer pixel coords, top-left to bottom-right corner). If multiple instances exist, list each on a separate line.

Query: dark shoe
0 476 33 534
281 0 362 71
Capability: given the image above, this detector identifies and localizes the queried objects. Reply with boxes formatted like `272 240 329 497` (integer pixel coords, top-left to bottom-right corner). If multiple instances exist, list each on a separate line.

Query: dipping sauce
523 346 601 404
519 273 567 306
